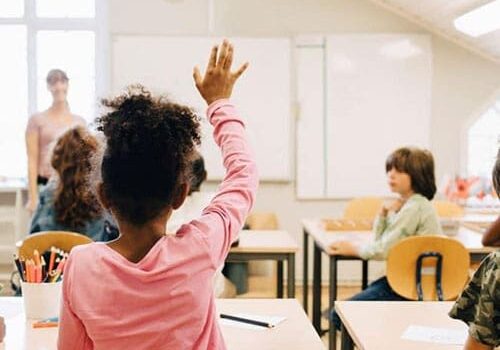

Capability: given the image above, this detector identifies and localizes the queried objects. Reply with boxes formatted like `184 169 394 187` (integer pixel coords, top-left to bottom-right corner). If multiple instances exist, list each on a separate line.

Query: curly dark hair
385 147 437 200
51 126 102 229
96 85 201 226
188 152 207 195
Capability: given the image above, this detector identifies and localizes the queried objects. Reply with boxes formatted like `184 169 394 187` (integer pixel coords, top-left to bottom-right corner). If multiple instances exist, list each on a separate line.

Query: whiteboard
297 34 432 198
112 36 291 180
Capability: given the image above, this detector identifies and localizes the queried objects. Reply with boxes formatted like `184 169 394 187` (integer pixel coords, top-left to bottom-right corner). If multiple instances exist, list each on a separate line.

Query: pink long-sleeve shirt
57 100 258 350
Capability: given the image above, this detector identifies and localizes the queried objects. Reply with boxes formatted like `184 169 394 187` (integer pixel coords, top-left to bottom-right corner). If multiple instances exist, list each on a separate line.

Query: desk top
460 213 498 225
335 301 466 350
229 230 299 254
0 297 323 350
302 219 495 256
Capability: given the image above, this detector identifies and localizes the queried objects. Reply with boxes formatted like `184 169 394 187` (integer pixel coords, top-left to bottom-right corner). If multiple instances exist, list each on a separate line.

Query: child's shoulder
481 251 500 275
68 242 105 261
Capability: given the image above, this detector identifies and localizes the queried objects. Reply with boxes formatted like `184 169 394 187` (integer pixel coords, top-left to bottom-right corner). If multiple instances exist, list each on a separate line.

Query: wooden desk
228 230 299 298
0 297 324 350
335 301 467 350
302 219 495 350
460 213 498 225
302 219 371 350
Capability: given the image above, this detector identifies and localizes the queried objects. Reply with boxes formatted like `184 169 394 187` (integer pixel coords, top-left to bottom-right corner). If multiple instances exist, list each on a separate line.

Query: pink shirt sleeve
180 99 259 267
58 256 93 350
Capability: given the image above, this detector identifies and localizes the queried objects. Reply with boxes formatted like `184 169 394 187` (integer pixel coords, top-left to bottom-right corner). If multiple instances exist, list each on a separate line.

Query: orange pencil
33 322 58 328
33 249 41 267
25 260 33 283
48 246 56 273
56 257 66 274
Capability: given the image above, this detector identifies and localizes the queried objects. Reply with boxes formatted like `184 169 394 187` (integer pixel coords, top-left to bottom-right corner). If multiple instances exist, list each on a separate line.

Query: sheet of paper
401 325 467 345
219 313 286 331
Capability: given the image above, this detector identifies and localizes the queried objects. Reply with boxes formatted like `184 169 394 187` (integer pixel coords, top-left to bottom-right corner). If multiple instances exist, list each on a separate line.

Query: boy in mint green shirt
330 147 442 328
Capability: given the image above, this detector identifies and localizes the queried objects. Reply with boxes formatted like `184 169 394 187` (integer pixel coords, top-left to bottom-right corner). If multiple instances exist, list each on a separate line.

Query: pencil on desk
33 321 58 328
220 314 274 328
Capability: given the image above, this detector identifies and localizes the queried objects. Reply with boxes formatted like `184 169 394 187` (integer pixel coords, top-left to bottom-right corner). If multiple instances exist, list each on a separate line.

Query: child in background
329 147 442 328
58 40 257 349
167 151 212 233
449 149 500 350
30 126 118 242
168 152 236 297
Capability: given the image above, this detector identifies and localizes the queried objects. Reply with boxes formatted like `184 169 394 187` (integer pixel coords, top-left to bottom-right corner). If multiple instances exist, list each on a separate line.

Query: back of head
493 148 500 197
51 126 101 228
188 152 207 195
96 85 201 226
385 146 437 200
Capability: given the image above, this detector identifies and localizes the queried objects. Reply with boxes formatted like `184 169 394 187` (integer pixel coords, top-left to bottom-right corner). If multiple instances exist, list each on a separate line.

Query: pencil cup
21 281 62 320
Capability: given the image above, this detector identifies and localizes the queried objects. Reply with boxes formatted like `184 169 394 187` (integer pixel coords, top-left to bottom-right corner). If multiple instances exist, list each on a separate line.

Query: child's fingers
207 45 218 70
232 62 249 80
223 44 234 71
217 40 229 67
193 66 202 87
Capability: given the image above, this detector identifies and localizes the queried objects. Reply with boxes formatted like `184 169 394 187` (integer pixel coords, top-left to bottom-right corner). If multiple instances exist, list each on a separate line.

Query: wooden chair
17 231 92 259
246 212 279 230
433 200 464 218
386 235 470 301
343 197 383 221
244 212 280 280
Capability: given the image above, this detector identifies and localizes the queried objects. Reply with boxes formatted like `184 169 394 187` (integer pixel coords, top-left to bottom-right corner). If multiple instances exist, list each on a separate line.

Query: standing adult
25 69 86 212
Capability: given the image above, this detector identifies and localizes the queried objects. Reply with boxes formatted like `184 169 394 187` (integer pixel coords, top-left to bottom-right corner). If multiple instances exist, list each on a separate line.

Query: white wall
108 0 500 284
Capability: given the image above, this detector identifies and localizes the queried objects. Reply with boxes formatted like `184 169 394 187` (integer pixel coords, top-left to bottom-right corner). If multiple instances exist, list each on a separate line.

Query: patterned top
449 251 500 347
359 193 443 260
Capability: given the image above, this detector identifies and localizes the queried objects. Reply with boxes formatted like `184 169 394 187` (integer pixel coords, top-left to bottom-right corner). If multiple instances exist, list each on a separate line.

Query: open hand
330 240 360 257
193 40 249 105
380 198 405 217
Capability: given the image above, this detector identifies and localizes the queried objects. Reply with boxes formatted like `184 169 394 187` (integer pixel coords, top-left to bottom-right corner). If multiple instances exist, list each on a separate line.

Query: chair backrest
343 197 383 220
246 212 279 230
433 200 464 218
386 235 470 301
17 231 92 259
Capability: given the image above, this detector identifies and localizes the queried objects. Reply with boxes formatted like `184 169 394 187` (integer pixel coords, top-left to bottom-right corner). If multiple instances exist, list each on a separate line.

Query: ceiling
367 0 500 63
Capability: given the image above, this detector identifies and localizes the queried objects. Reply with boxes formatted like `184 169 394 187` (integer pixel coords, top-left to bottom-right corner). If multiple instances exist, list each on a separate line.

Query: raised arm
186 40 258 266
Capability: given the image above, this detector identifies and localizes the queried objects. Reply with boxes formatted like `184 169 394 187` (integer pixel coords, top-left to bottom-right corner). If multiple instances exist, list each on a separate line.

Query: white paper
401 325 467 345
219 313 286 331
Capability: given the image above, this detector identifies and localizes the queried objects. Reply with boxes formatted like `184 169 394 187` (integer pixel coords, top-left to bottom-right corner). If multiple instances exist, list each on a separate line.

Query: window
0 0 106 178
467 100 500 177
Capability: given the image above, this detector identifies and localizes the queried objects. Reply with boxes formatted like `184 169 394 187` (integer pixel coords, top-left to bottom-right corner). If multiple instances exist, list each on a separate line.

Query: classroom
0 0 499 349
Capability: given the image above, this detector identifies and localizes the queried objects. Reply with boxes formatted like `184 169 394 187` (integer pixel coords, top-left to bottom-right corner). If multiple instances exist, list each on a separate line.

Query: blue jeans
330 277 406 330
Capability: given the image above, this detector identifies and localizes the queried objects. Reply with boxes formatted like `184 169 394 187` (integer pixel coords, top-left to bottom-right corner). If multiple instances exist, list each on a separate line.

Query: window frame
0 0 108 119
460 88 500 177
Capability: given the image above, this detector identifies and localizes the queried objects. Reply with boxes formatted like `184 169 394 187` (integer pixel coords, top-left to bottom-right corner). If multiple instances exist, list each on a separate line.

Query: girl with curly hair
58 40 258 349
30 126 117 241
